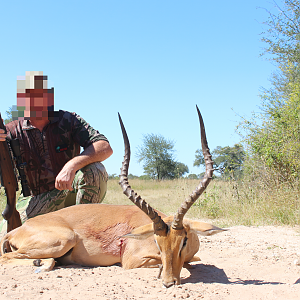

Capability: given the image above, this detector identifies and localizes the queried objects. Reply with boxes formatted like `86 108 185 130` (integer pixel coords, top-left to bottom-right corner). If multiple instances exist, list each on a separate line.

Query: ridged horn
171 105 214 230
118 113 168 234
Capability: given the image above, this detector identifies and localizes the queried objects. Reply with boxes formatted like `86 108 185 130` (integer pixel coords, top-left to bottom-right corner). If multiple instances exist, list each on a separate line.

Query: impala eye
179 236 188 257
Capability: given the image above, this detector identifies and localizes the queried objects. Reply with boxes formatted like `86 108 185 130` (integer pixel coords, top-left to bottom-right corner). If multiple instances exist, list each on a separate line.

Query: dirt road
0 225 299 300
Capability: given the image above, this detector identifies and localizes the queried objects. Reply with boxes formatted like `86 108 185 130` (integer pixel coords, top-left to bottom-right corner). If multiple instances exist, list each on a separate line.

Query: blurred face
17 88 54 120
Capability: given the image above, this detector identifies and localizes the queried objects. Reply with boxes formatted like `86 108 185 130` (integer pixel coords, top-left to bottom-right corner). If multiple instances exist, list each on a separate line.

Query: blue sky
0 0 280 176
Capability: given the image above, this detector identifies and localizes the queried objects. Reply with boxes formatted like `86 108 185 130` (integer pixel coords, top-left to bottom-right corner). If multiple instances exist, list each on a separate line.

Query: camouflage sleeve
5 121 17 140
70 112 109 149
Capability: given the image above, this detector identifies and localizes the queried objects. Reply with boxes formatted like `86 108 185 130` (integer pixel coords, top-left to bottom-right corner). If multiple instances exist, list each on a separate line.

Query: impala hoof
34 258 55 272
163 281 176 288
33 259 42 267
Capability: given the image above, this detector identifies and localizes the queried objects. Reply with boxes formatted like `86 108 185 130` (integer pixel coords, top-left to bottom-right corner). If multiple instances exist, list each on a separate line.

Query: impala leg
0 224 78 271
0 252 56 271
137 257 162 270
157 264 163 278
183 262 195 269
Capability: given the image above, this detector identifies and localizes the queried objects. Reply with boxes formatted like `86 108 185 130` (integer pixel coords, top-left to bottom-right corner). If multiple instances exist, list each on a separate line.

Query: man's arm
55 140 113 191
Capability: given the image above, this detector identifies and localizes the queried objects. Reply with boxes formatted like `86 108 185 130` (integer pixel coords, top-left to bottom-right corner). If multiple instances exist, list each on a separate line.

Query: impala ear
185 220 227 236
122 223 154 240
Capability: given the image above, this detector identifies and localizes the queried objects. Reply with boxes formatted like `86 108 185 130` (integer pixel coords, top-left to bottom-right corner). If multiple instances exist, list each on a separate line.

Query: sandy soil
0 225 299 300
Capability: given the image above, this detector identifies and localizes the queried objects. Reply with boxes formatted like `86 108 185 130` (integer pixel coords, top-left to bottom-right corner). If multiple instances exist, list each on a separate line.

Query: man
0 71 113 232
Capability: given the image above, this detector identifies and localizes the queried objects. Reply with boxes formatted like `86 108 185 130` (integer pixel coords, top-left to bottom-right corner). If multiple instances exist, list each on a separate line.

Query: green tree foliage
213 145 245 179
194 144 245 180
193 149 205 167
240 0 300 181
260 0 300 110
244 76 300 180
174 162 189 178
187 173 199 179
136 134 187 180
139 174 152 180
108 173 118 180
262 0 300 66
4 107 12 124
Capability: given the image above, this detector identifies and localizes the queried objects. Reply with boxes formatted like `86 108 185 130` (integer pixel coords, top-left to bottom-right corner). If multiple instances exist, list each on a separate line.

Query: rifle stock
0 113 21 232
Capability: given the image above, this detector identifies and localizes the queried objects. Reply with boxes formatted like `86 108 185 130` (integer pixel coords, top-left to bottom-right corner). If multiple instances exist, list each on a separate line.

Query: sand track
1 225 299 300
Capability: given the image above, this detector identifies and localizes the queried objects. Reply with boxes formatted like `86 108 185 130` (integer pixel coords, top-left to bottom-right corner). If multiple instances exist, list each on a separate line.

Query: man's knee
74 162 108 204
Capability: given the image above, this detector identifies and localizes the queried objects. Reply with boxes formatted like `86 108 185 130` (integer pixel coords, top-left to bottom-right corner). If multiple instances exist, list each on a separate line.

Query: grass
104 178 300 227
0 188 5 218
0 186 22 222
1 178 299 227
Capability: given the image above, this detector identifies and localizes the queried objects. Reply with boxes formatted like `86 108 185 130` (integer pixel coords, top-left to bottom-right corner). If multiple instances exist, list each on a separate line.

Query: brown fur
84 223 133 257
0 203 224 287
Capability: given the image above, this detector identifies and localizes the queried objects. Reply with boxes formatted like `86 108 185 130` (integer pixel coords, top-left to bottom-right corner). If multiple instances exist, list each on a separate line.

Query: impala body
0 106 225 287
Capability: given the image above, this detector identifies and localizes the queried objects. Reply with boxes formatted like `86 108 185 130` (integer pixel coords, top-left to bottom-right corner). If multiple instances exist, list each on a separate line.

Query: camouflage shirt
5 110 109 196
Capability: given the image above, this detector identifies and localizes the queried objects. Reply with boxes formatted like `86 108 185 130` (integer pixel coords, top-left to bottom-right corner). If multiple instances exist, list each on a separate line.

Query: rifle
0 113 22 232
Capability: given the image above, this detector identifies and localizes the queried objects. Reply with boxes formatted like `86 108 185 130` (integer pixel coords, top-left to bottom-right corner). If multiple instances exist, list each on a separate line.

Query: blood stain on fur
84 223 133 256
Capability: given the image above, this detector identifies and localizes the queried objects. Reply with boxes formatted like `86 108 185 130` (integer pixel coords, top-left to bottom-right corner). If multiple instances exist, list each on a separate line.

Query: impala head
118 106 224 287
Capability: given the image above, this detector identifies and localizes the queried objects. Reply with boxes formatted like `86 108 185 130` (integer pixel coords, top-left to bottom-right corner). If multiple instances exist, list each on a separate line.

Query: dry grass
104 179 204 219
1 178 299 227
0 188 5 219
104 178 300 227
0 186 22 222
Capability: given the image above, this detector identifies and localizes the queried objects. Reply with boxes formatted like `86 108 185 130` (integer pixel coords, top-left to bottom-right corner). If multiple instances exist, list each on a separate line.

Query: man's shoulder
50 110 78 123
5 119 19 128
57 110 90 126
52 110 89 132
57 110 81 120
5 119 23 131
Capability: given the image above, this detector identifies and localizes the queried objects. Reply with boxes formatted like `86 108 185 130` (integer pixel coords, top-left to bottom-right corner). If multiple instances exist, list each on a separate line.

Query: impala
0 106 225 287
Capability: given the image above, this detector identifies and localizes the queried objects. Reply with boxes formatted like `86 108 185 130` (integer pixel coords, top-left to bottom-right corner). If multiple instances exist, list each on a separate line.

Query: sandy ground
0 225 299 300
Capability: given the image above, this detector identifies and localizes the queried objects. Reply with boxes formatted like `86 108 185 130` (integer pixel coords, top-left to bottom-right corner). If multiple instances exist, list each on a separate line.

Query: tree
108 173 118 180
128 173 139 179
194 144 245 180
139 174 152 180
4 107 13 124
187 173 199 179
213 144 245 179
239 0 300 181
174 162 189 178
262 0 300 66
193 149 205 167
136 133 187 180
259 0 300 111
243 76 300 180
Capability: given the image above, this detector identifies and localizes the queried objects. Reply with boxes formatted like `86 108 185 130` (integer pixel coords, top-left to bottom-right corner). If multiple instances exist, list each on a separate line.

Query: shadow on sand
56 263 298 286
181 263 285 286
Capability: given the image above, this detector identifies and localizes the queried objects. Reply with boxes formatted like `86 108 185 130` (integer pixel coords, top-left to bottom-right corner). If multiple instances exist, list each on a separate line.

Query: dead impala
0 106 225 288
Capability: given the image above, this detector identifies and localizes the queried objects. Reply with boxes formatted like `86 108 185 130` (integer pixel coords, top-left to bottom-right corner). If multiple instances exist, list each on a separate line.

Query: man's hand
55 164 76 191
0 128 7 141
55 140 113 191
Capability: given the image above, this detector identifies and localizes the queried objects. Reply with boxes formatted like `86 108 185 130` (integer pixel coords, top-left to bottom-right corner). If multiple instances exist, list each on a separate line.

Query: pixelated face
14 73 54 121
16 89 54 120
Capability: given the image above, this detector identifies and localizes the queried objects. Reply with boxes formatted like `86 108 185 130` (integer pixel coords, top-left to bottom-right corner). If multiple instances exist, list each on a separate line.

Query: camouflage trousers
0 162 108 236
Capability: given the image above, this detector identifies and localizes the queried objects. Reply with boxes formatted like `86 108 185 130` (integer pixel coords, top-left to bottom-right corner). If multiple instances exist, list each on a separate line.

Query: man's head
13 71 54 121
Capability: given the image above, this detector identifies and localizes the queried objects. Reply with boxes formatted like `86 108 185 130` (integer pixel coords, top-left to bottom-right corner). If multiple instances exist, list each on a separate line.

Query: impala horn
118 113 168 234
171 105 214 230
